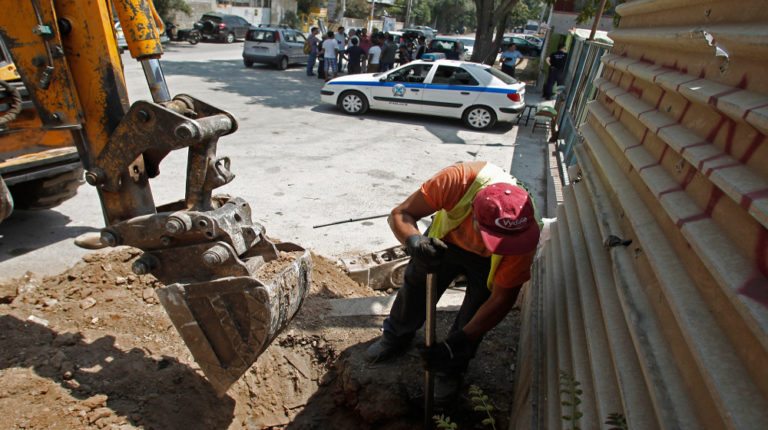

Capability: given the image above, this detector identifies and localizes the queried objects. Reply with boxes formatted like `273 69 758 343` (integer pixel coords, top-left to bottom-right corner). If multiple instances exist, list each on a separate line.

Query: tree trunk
335 0 346 24
471 0 518 64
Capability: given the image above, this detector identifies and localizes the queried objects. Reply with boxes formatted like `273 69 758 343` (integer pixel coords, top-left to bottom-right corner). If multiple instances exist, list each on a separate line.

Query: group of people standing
306 26 429 81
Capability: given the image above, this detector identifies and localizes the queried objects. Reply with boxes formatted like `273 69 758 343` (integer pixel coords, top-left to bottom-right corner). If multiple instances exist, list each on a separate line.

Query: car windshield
248 30 276 42
485 67 518 85
431 40 456 50
460 39 475 47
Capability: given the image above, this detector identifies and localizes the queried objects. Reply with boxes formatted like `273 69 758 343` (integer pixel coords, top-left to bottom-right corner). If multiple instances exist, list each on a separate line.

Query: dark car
427 38 467 61
195 13 250 43
499 36 540 57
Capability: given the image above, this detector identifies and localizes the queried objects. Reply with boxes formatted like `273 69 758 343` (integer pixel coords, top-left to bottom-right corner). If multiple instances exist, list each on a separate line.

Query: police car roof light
421 52 446 61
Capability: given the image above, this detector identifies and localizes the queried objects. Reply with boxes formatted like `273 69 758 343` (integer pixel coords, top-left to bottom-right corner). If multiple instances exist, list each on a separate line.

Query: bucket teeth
156 246 312 395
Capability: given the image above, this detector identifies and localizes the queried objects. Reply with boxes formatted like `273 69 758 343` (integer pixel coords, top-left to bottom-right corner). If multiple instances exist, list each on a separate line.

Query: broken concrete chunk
80 297 97 310
27 315 50 326
83 394 108 409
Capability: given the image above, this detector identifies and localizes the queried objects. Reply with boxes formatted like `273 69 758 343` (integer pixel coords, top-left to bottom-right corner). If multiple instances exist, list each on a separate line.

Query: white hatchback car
320 60 525 130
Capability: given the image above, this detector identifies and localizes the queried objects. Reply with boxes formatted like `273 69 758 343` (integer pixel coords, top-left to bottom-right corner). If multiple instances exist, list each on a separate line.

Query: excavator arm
0 0 311 394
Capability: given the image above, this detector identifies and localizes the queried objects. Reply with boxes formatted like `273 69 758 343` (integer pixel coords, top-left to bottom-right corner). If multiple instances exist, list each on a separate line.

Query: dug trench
0 247 520 429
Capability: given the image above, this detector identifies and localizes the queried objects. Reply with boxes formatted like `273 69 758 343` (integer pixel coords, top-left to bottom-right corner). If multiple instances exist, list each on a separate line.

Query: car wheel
225 32 235 43
338 91 369 115
463 105 497 130
277 56 289 70
188 34 200 45
244 58 254 68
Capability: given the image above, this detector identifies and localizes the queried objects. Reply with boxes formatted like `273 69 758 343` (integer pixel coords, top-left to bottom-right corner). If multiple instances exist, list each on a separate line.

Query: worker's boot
434 372 463 406
365 332 410 364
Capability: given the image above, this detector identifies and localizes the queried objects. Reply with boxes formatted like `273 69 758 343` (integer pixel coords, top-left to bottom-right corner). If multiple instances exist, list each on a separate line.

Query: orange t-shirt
420 161 536 289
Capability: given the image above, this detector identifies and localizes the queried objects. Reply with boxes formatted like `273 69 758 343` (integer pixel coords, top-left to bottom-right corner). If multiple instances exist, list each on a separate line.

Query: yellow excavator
0 0 311 394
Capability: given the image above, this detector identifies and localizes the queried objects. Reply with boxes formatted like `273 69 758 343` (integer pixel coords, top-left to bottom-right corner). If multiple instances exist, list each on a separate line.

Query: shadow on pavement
0 315 235 429
161 59 321 109
0 210 96 263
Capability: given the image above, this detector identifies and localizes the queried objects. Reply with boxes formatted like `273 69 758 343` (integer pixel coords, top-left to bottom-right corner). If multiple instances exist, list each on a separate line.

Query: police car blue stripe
327 81 518 94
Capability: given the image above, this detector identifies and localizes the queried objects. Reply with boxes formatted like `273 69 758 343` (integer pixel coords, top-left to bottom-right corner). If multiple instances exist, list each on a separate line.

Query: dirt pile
0 247 519 429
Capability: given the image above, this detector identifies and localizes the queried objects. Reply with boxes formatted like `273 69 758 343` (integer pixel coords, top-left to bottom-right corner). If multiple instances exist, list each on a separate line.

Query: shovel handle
425 272 437 427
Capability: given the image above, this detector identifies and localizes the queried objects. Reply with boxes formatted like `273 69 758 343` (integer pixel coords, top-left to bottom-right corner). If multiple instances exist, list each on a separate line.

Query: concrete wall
269 0 298 26
512 0 768 428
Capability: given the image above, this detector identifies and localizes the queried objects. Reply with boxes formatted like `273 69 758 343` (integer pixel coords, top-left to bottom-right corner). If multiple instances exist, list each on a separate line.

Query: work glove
405 234 448 269
418 330 474 373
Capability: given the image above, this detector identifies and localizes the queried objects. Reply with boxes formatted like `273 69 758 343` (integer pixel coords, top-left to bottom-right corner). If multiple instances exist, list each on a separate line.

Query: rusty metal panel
513 0 768 427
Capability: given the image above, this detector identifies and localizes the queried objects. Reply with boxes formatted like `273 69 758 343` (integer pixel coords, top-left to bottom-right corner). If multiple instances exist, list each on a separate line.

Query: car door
279 29 294 60
235 17 249 39
293 31 308 62
368 63 433 113
421 65 481 118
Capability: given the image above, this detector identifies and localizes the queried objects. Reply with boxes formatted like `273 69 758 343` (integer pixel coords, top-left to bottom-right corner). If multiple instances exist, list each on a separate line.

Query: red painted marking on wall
708 87 741 108
738 277 768 308
675 213 708 228
658 145 669 164
638 163 659 172
652 68 676 83
658 185 683 198
605 97 614 105
705 116 727 144
608 67 616 81
739 133 766 165
679 100 691 122
704 187 724 216
681 166 697 189
742 102 768 120
680 141 708 156
698 69 706 79
624 142 644 153
628 77 643 98
739 188 768 211
640 129 649 144
654 90 666 110
681 67 688 74
638 108 655 117
697 152 728 171
676 77 700 92
736 75 748 90
723 119 737 155
655 122 679 135
705 162 742 178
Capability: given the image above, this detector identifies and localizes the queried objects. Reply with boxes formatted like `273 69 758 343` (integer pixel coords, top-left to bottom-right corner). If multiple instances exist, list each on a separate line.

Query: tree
153 0 191 23
346 0 371 19
470 0 519 65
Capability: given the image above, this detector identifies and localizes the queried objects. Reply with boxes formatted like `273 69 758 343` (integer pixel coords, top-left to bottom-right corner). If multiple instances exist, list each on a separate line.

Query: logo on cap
494 216 528 231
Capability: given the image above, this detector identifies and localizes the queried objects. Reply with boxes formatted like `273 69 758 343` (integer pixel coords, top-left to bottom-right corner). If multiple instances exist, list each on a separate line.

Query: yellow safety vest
427 163 540 289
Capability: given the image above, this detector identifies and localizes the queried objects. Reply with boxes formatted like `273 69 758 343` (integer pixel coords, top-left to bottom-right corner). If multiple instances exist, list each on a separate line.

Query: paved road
0 41 549 278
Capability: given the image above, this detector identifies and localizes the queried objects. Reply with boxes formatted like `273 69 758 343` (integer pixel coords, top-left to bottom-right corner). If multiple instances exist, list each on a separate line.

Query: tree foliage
345 0 371 19
153 0 191 22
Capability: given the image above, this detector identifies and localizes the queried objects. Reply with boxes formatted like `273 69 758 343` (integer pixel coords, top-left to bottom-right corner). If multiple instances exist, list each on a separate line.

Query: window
385 64 433 83
485 67 517 85
247 29 275 42
295 32 306 42
431 66 478 86
283 31 296 43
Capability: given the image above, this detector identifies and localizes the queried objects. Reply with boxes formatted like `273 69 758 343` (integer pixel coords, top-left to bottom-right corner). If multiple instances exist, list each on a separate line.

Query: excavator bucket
157 243 311 395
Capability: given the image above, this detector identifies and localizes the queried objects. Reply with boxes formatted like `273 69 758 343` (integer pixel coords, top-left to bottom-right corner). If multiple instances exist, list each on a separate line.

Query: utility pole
369 0 375 32
405 0 413 27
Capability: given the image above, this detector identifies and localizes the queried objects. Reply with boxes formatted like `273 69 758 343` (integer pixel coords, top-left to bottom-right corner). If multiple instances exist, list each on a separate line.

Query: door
421 65 481 118
234 17 250 39
293 31 308 62
368 63 433 113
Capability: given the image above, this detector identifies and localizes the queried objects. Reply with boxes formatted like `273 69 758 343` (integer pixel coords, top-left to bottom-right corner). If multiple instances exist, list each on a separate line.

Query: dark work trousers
382 241 492 373
501 63 516 78
543 67 565 98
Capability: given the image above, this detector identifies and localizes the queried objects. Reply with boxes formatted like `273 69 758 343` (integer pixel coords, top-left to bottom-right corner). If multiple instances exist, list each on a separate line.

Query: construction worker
365 161 540 402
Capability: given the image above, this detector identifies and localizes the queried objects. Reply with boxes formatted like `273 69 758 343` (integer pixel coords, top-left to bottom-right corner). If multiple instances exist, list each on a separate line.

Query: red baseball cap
472 183 539 255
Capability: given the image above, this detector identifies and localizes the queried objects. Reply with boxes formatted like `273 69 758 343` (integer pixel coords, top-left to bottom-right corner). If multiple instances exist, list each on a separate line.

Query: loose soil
0 247 520 429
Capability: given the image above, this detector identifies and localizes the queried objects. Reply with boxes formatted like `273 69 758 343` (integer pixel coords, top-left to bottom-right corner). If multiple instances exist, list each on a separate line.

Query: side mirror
379 77 387 82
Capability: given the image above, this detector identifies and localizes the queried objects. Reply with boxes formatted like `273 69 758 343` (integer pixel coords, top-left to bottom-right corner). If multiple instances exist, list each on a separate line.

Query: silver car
242 27 309 70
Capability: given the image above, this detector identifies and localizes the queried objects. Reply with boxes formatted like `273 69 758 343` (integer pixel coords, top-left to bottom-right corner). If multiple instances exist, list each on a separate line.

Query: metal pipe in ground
424 272 437 427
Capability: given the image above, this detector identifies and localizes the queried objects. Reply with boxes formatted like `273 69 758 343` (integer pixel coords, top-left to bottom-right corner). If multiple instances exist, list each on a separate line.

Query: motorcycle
166 23 201 45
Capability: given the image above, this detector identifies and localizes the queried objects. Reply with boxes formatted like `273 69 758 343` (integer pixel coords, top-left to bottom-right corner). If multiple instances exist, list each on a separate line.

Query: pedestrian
414 36 427 61
306 27 320 76
367 36 382 73
543 43 568 100
348 29 359 46
379 34 396 72
500 44 524 78
397 44 411 66
365 161 541 403
335 26 347 73
321 31 339 80
446 42 461 60
359 28 371 71
345 37 365 74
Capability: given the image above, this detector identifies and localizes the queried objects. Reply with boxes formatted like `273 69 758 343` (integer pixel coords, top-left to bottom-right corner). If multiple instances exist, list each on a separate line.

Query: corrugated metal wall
511 0 768 428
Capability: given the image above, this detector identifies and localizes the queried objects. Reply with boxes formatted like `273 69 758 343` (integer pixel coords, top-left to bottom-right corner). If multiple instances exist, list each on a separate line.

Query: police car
320 58 525 130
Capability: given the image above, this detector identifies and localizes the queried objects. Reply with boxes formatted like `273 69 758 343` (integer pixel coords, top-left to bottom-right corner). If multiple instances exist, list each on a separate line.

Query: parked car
456 36 476 58
413 25 438 38
427 38 467 60
402 28 433 43
115 22 168 52
499 35 541 57
320 59 525 130
195 13 250 43
242 27 308 69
